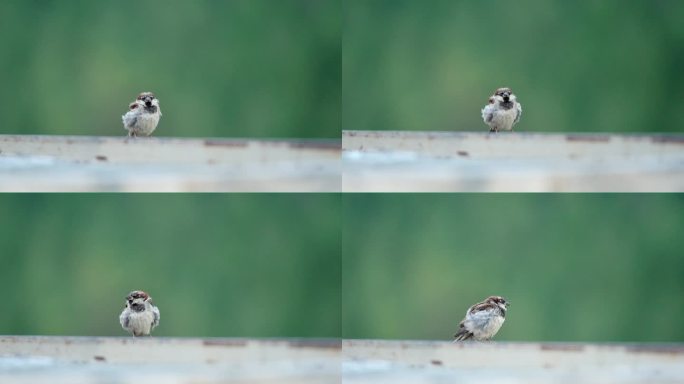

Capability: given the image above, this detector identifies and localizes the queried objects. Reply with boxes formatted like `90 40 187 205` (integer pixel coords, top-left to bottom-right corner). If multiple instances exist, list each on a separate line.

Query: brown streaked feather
137 92 155 100
454 322 473 340
468 301 499 314
127 290 149 300
494 87 511 96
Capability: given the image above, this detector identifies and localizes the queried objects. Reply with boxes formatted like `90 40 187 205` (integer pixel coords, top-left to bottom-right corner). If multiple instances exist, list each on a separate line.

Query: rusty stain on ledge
287 339 341 350
202 339 249 347
651 135 684 144
565 134 611 142
625 344 684 355
539 343 585 352
203 139 250 148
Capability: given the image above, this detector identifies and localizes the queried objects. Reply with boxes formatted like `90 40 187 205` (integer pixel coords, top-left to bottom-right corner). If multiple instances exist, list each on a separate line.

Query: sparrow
481 87 522 132
122 92 161 137
119 290 160 337
453 295 509 341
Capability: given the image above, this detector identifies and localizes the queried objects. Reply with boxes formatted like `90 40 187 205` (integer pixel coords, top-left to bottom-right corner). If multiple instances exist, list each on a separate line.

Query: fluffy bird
122 92 161 137
119 290 160 337
481 87 522 132
453 296 509 341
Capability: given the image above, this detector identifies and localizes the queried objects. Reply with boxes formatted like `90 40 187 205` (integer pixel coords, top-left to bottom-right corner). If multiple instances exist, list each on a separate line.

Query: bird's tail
453 328 473 342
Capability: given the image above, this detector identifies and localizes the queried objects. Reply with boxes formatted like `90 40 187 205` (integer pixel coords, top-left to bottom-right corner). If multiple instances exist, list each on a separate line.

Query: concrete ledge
342 130 684 192
343 339 684 383
3 336 682 383
0 135 341 192
343 130 684 158
0 336 340 383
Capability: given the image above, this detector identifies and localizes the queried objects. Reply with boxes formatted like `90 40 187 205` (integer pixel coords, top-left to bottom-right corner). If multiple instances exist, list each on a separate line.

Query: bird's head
489 87 516 108
134 92 160 113
485 295 509 311
126 290 152 312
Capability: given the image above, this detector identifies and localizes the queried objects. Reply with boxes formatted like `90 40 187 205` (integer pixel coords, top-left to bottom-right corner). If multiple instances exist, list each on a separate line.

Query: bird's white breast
134 112 160 135
489 108 517 131
120 309 156 336
122 109 161 136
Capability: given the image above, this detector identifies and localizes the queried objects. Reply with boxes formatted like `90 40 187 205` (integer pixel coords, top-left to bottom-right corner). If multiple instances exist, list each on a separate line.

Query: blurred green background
0 194 340 337
344 1 684 133
0 0 340 138
342 194 684 342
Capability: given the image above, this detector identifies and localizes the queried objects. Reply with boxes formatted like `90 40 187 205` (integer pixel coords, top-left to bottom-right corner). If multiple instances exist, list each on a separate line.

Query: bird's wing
468 302 498 315
152 306 160 328
122 111 138 128
467 302 503 330
119 310 130 329
453 320 473 340
514 103 522 124
454 331 473 341
481 105 494 123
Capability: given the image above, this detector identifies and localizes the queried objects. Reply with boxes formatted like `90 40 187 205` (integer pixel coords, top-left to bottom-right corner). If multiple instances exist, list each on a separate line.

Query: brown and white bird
453 296 509 341
119 290 160 337
481 87 522 133
122 92 161 137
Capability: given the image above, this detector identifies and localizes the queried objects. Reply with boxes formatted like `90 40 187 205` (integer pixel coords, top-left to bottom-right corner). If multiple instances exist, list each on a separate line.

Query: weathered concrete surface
0 336 340 384
343 131 684 192
343 340 684 384
3 336 682 383
0 135 341 192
